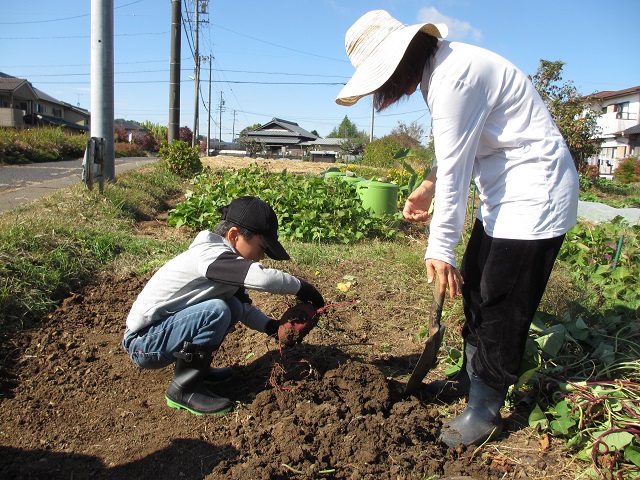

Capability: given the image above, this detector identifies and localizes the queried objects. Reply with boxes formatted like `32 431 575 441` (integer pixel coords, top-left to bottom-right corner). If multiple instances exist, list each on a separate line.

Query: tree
530 60 601 173
613 156 639 184
327 116 368 144
239 124 262 136
390 121 425 146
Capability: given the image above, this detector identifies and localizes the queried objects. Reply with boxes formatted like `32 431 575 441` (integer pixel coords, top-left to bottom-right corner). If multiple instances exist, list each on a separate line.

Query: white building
589 86 640 176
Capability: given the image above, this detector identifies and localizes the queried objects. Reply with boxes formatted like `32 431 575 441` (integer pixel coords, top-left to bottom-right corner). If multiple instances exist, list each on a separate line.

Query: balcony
597 111 638 136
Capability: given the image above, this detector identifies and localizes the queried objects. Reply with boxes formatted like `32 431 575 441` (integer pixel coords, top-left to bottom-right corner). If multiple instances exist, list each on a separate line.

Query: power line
0 0 145 24
1 31 168 40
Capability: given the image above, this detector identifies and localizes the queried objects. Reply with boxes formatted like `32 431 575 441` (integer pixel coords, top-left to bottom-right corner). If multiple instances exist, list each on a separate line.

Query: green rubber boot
165 342 233 415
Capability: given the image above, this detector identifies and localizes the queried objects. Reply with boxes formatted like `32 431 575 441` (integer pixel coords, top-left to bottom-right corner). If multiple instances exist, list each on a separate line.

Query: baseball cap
219 196 290 260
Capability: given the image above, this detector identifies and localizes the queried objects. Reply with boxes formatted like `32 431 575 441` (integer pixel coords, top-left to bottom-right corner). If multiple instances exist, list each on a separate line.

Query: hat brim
336 22 447 106
262 235 290 261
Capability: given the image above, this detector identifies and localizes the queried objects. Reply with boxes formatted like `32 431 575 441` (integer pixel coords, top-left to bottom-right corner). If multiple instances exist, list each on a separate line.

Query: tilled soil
0 158 578 480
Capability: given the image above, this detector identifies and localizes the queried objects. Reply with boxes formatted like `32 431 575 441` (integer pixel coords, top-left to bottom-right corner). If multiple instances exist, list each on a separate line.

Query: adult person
336 10 578 447
122 196 325 415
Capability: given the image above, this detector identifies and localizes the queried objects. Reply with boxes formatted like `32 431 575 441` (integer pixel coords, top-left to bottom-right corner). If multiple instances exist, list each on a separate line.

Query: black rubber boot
425 343 476 400
439 371 506 447
202 366 234 384
165 342 233 415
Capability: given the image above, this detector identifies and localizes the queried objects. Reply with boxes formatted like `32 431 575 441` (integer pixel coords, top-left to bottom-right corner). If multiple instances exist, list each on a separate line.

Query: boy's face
226 227 267 262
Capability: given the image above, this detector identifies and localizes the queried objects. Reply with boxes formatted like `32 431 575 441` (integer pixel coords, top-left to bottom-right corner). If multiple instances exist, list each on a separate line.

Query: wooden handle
428 276 445 337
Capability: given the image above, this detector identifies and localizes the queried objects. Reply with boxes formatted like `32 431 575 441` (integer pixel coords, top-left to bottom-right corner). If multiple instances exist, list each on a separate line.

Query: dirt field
0 158 580 479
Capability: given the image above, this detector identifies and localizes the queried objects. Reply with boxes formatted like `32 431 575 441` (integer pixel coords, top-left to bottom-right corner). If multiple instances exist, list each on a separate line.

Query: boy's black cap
220 196 290 260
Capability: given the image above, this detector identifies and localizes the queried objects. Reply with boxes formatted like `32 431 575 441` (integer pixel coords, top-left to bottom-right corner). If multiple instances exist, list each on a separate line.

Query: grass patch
0 164 186 335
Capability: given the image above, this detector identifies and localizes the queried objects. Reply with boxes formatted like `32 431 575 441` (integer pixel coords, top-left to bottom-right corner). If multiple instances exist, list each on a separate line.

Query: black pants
460 219 565 391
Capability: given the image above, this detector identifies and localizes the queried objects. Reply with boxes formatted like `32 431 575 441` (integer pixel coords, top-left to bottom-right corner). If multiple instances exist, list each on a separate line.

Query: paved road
0 156 158 212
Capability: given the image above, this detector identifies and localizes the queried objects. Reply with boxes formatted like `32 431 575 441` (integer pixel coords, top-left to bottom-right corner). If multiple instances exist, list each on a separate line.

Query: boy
122 196 325 415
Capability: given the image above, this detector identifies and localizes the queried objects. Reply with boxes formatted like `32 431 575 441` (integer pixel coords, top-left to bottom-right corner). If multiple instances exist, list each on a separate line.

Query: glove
277 303 319 345
296 278 325 309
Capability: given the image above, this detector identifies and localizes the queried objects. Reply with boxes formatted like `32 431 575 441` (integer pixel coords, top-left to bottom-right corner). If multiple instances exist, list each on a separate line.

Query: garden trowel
404 276 446 396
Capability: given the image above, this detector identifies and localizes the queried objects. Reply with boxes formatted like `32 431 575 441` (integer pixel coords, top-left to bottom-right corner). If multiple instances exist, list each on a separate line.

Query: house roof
36 114 89 132
248 117 318 141
624 123 640 136
0 73 38 101
34 87 63 105
115 120 148 131
590 86 640 100
246 136 301 145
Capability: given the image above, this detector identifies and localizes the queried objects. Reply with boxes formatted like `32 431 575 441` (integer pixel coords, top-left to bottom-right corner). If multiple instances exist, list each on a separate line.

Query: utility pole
218 91 224 142
168 0 181 143
207 55 211 153
90 0 114 181
232 110 237 142
191 1 200 147
370 102 374 142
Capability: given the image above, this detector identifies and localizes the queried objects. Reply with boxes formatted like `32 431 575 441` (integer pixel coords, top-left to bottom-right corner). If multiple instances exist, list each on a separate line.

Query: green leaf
591 342 616 365
565 316 589 341
611 266 631 280
535 324 566 357
528 404 549 430
592 430 634 452
624 445 640 467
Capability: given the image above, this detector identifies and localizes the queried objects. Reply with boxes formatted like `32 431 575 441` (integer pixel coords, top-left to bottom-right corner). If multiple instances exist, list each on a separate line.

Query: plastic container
323 171 346 182
356 180 398 215
341 173 363 186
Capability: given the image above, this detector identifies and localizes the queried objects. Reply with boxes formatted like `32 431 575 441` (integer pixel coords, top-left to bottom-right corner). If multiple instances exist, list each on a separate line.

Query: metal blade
404 325 446 395
404 276 446 396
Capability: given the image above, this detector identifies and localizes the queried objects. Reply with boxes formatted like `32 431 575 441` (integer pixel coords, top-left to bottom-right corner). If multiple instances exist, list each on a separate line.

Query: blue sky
2 0 638 141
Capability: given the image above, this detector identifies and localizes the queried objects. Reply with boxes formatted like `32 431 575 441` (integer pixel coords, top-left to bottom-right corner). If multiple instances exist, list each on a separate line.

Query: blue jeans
122 296 243 369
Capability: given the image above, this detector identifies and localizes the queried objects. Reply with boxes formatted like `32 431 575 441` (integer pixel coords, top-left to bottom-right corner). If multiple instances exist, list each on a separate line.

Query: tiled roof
590 86 640 100
246 136 301 145
624 123 640 135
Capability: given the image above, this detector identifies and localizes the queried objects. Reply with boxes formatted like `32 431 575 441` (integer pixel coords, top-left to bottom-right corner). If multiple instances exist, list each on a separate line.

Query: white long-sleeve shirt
419 41 579 267
125 231 301 333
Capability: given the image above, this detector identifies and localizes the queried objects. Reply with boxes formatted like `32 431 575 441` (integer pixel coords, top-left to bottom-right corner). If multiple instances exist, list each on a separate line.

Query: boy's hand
296 278 325 309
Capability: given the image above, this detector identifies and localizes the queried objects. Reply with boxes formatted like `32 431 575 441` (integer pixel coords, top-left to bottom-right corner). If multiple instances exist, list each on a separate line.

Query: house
245 118 318 158
0 72 89 132
308 137 357 163
588 86 640 176
114 119 150 142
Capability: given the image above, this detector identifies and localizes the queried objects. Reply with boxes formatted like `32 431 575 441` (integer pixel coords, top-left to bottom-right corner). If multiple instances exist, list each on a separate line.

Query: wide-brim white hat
336 10 448 106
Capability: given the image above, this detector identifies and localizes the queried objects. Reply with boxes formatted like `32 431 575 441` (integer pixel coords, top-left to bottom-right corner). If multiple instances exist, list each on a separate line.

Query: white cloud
417 7 483 42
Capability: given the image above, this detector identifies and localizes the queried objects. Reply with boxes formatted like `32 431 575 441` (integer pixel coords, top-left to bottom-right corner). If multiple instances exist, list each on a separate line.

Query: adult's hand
402 169 437 222
425 258 463 299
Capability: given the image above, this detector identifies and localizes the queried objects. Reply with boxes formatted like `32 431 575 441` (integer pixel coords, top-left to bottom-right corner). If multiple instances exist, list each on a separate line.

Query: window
600 147 615 159
615 102 629 119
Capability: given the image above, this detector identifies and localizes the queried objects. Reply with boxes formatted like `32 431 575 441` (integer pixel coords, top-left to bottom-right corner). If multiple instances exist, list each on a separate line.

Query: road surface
0 157 158 212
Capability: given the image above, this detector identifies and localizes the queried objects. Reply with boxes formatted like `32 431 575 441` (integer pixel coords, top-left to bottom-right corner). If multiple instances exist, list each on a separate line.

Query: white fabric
421 41 579 267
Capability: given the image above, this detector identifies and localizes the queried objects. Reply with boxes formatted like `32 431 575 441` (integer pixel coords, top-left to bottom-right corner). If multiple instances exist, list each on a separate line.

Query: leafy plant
167 164 402 243
158 140 202 178
0 126 86 164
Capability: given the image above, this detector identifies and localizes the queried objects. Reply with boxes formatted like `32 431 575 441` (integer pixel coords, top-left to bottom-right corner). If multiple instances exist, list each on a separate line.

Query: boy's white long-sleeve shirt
125 231 301 333
420 41 579 267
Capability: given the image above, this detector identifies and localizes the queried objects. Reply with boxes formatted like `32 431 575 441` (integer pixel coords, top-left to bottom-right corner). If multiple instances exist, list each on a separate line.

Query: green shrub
613 155 639 184
115 142 146 158
158 140 202 177
0 127 86 164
